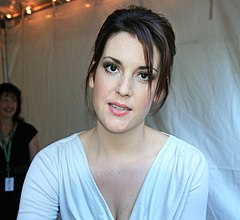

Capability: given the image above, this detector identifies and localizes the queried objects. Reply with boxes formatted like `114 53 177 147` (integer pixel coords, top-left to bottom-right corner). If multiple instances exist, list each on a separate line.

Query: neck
0 118 14 136
93 121 147 159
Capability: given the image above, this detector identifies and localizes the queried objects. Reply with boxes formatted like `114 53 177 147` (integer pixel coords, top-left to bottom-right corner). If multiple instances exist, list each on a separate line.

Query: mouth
4 109 14 113
109 102 132 116
111 104 131 111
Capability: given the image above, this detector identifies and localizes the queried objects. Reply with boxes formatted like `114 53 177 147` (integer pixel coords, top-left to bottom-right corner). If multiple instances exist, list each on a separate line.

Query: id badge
5 177 14 192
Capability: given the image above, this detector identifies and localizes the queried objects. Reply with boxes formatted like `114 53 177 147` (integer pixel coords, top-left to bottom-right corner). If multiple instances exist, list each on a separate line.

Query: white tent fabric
0 0 239 219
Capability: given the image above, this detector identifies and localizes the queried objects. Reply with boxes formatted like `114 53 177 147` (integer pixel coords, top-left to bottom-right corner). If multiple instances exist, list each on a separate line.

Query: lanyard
0 128 14 177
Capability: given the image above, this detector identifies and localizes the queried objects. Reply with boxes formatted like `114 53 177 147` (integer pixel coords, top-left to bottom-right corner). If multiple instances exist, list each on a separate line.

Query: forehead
104 32 144 58
103 31 160 67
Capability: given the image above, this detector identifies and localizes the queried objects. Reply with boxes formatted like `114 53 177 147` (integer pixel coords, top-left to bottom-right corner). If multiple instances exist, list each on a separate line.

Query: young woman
17 5 208 220
0 82 40 220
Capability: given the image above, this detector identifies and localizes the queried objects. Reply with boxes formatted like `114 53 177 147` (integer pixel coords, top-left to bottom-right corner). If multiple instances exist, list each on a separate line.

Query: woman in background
0 82 40 220
18 5 208 220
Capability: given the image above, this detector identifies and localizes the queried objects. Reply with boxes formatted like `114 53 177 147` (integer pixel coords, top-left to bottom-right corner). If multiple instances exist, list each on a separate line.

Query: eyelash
137 72 149 81
102 61 155 82
103 62 119 74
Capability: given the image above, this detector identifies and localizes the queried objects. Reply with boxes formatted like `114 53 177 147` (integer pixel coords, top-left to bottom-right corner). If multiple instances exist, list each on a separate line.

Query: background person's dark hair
0 82 24 122
85 5 176 115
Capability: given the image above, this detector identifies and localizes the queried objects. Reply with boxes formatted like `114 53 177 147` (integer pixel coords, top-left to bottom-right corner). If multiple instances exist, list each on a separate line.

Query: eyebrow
103 56 158 73
103 56 121 65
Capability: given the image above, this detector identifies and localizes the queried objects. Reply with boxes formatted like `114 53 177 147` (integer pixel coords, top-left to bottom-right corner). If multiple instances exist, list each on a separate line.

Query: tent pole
0 16 9 83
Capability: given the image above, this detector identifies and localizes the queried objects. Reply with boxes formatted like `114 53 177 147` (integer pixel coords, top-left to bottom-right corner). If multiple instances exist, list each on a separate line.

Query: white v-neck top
17 133 208 220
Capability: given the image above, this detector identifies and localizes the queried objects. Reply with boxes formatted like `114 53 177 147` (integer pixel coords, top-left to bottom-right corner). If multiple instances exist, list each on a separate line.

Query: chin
104 123 130 134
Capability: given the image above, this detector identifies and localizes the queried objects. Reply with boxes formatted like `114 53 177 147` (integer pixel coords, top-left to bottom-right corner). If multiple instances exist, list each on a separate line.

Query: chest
90 158 154 220
0 129 30 167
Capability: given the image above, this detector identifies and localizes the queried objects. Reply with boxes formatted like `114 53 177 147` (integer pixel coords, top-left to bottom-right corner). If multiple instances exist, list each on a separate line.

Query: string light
84 3 91 8
26 6 32 15
2 0 81 21
6 14 12 19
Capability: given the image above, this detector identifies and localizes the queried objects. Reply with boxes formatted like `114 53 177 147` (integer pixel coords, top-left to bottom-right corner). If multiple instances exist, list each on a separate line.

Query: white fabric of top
17 133 208 220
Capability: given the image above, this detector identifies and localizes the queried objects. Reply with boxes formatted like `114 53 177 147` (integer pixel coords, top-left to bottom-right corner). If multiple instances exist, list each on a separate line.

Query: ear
89 74 94 88
153 91 164 103
88 61 95 88
153 95 159 103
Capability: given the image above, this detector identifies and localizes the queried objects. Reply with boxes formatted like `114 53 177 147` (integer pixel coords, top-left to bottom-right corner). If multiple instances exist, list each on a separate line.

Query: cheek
135 88 154 109
93 72 115 93
92 77 105 95
140 87 156 110
92 75 112 103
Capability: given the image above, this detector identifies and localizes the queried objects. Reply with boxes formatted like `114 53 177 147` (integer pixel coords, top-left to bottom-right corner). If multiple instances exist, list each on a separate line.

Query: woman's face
0 93 17 119
89 31 160 134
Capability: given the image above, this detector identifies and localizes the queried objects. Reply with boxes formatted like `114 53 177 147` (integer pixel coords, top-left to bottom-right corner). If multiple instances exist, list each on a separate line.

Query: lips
5 109 14 112
109 102 132 116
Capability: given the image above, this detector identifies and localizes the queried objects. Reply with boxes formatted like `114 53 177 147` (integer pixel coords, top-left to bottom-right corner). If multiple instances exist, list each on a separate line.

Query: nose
115 75 133 97
7 101 14 106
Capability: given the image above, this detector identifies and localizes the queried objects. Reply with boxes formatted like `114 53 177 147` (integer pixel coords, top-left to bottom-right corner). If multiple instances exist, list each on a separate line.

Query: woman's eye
0 97 17 103
138 72 149 81
104 63 119 74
